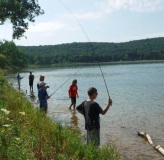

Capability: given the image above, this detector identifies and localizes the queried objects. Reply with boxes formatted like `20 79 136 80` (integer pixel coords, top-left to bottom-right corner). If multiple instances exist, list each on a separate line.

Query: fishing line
49 67 82 97
58 0 110 98
57 0 91 44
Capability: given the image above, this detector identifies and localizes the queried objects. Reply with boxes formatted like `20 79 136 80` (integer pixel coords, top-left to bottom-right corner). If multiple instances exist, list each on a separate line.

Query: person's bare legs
69 104 73 109
73 104 76 110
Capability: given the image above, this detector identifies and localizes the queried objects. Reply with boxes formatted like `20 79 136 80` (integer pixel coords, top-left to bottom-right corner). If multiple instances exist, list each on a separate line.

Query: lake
9 62 164 160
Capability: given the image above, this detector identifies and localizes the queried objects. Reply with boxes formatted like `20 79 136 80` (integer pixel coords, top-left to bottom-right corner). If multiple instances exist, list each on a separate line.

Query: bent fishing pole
49 67 82 97
58 0 110 98
97 62 110 98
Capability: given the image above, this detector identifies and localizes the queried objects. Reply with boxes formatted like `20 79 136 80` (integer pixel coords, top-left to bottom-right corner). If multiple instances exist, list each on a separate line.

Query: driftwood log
138 131 164 156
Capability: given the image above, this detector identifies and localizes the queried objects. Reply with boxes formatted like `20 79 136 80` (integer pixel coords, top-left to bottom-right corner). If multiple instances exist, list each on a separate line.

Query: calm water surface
10 63 164 160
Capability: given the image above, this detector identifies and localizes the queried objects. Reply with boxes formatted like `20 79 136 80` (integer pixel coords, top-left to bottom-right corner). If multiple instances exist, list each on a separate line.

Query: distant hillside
19 37 164 65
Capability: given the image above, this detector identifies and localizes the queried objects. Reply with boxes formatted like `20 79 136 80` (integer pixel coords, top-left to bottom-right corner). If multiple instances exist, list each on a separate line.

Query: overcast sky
1 0 164 46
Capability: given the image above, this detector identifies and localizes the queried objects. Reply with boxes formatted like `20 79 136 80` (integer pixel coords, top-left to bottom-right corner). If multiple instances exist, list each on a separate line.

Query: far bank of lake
25 59 164 69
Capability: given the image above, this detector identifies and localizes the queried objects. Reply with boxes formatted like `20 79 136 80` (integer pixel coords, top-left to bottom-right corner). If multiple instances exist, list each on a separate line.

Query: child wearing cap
38 82 50 113
37 75 49 90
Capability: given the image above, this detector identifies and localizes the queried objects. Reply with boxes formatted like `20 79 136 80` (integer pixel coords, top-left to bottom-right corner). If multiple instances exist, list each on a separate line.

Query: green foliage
0 40 27 68
0 54 7 68
19 37 164 65
0 0 44 39
0 71 121 160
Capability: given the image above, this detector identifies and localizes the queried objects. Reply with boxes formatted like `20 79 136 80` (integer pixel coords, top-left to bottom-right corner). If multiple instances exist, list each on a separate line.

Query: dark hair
72 79 77 84
88 87 97 96
40 75 45 81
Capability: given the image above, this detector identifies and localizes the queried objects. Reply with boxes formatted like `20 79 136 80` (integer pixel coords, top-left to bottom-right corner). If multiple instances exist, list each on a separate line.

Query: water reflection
29 92 37 103
70 110 78 128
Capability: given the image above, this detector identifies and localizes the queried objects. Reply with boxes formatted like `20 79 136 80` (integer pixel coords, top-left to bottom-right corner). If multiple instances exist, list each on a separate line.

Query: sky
0 0 164 46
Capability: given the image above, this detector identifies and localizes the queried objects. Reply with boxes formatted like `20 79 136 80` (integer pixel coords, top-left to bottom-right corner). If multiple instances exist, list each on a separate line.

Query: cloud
28 21 65 33
62 0 164 22
134 32 164 39
98 0 164 13
74 12 103 20
117 32 164 43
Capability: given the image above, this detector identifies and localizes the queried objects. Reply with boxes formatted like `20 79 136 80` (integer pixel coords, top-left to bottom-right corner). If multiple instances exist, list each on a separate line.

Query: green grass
0 69 122 160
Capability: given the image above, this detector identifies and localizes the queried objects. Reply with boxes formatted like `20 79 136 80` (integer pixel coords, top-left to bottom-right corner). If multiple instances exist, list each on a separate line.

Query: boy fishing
38 82 50 113
76 87 112 147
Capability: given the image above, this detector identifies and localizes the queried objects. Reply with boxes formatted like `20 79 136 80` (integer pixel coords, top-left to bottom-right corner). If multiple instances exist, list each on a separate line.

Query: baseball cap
39 82 47 87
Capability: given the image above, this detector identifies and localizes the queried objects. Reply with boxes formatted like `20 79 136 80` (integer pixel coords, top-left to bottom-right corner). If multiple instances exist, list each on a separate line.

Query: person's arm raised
101 98 112 115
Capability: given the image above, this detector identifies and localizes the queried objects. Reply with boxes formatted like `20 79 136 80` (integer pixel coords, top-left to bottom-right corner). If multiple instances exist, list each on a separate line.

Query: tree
0 0 44 39
0 54 7 68
0 40 27 67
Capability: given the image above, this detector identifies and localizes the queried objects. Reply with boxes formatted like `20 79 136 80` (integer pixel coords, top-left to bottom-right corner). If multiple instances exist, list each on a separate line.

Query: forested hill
19 37 164 65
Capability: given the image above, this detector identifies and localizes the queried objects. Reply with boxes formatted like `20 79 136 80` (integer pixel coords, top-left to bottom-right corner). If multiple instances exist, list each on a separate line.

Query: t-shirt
69 84 78 97
37 81 44 90
38 88 48 105
76 101 103 131
29 75 34 81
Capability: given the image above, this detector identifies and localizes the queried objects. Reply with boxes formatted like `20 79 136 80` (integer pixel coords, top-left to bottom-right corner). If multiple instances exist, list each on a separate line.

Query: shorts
71 97 76 104
29 80 33 86
87 129 100 147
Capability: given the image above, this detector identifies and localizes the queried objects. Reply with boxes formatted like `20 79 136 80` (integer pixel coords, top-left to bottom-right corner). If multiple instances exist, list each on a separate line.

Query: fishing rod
97 62 110 98
58 0 110 98
49 67 82 97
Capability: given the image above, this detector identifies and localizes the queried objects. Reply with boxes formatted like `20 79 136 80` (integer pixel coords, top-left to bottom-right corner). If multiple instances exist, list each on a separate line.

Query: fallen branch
138 131 164 156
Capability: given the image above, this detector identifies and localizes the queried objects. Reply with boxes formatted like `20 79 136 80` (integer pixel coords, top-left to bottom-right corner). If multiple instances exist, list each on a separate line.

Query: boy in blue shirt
38 82 50 113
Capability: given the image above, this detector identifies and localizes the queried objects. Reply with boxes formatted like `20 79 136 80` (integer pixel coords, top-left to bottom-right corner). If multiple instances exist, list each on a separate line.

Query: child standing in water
68 79 79 110
76 87 112 147
37 75 49 90
29 71 35 93
17 73 23 90
38 82 50 113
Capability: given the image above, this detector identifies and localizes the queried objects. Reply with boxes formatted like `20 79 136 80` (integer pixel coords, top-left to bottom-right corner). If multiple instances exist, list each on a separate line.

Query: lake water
9 63 164 160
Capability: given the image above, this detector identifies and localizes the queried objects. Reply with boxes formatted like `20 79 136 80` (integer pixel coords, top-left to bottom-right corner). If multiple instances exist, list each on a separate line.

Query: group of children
19 72 113 147
31 75 79 112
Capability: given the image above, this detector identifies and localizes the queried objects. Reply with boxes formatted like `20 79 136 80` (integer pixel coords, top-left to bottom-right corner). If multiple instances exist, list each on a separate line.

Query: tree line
19 37 164 65
0 37 164 68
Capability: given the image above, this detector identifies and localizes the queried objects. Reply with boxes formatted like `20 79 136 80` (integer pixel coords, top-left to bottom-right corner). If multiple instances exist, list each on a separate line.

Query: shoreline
26 60 164 69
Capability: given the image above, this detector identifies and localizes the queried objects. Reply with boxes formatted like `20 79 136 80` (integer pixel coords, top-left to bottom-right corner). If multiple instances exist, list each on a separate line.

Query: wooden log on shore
138 131 164 156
